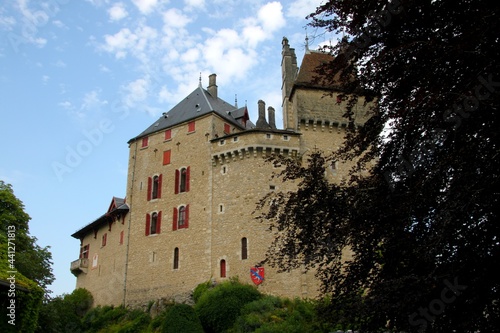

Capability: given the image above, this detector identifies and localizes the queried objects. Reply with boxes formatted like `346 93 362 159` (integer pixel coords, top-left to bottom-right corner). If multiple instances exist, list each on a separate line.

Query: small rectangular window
224 123 230 134
141 136 149 147
163 150 171 165
165 129 172 140
80 244 90 259
119 231 124 245
188 121 195 133
101 233 107 247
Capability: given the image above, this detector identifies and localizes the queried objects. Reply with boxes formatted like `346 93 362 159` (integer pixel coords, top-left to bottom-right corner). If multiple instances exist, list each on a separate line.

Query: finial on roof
235 94 238 108
199 72 202 87
305 27 310 53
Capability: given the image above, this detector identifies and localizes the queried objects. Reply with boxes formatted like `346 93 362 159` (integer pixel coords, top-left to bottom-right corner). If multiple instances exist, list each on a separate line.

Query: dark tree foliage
257 1 500 332
0 180 54 293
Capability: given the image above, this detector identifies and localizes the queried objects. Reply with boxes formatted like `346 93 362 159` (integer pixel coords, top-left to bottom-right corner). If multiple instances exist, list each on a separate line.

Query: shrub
161 304 203 333
195 279 261 333
193 280 212 303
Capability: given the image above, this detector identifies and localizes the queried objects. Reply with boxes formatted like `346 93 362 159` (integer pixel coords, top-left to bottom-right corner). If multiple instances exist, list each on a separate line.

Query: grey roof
129 86 249 143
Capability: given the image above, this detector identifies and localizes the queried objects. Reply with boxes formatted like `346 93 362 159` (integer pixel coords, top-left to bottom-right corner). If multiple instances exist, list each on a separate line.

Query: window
173 205 189 230
241 238 248 260
80 244 89 259
283 134 289 141
163 150 171 165
175 167 190 193
141 136 149 147
119 231 124 245
145 211 162 236
147 174 162 200
220 259 226 278
233 137 238 142
173 247 179 269
101 233 107 247
266 133 271 139
188 121 195 133
164 129 172 141
224 123 230 134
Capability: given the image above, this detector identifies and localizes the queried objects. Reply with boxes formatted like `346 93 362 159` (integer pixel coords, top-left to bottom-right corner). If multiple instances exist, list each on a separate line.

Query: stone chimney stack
256 100 270 128
208 73 218 99
268 106 276 129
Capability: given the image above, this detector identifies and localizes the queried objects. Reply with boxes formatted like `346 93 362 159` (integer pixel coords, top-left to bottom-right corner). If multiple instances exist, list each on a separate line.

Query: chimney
256 100 270 129
208 73 217 99
268 106 276 129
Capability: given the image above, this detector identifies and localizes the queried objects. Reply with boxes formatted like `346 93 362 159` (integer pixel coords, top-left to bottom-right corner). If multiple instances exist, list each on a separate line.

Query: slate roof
71 197 129 239
129 86 253 143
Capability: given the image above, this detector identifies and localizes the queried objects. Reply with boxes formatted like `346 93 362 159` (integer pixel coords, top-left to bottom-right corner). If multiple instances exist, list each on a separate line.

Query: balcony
70 258 89 276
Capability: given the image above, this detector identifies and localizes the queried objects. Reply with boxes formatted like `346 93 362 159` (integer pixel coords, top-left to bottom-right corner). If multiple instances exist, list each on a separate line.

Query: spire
198 72 202 87
235 94 238 108
305 29 310 53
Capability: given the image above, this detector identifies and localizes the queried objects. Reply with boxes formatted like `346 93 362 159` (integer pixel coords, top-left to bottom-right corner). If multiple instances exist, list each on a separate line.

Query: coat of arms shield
250 266 265 285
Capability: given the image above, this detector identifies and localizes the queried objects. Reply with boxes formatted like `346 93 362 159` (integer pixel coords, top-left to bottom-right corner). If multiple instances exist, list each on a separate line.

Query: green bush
192 280 212 303
36 288 93 333
230 296 334 333
195 279 262 333
161 303 203 333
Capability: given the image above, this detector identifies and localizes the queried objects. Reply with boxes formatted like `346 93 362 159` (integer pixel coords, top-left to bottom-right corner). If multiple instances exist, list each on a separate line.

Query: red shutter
165 129 171 140
147 177 152 201
175 169 180 194
220 260 226 278
224 123 230 134
173 207 178 231
156 211 162 234
186 166 190 192
119 231 124 245
145 213 151 236
163 150 171 165
185 204 189 228
158 174 162 198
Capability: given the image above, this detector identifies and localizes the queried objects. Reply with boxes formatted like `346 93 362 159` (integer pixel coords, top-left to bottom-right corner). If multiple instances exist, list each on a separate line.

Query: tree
257 1 500 332
0 180 54 293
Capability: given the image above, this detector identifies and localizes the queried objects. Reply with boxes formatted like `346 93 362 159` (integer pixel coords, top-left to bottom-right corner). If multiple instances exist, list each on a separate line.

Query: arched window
172 205 189 230
146 211 162 236
175 167 190 194
147 174 162 200
220 259 226 278
150 212 158 235
173 247 179 269
180 168 187 192
152 175 159 199
178 206 186 227
241 237 248 260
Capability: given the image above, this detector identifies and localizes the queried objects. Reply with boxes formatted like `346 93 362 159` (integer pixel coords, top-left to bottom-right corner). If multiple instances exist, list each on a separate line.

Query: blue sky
0 0 337 297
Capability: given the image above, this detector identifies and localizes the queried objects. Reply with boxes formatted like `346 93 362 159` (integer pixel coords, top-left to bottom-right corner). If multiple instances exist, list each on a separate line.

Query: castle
70 37 371 307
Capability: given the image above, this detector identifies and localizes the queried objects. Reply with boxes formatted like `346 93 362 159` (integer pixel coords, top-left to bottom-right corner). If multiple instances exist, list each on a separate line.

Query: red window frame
175 167 190 194
101 233 107 247
165 129 172 140
141 136 149 147
224 123 230 134
173 205 189 230
80 244 89 259
163 150 171 165
145 211 162 236
147 174 162 200
220 259 226 278
187 121 195 133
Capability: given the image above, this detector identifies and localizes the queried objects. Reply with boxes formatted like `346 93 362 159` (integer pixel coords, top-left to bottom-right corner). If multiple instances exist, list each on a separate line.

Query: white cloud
59 101 73 110
101 24 158 60
162 8 191 29
123 78 149 107
258 2 285 33
184 0 205 11
132 0 158 14
108 2 128 21
81 90 109 111
286 0 320 19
